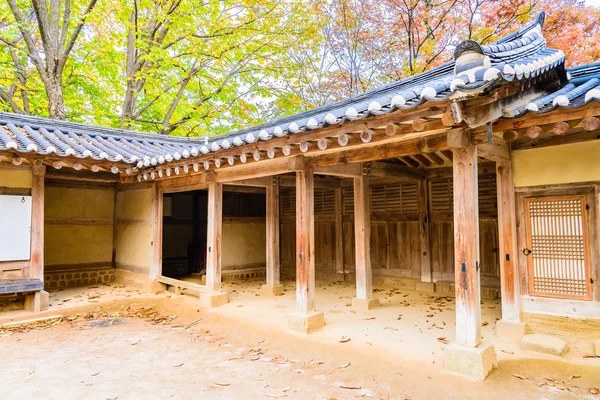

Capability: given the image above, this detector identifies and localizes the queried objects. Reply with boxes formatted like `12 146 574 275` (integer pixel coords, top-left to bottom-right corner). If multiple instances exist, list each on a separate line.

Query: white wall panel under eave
0 195 32 261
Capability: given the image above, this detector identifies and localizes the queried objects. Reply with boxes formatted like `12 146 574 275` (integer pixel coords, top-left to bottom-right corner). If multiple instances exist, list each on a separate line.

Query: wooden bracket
447 129 471 148
478 142 509 162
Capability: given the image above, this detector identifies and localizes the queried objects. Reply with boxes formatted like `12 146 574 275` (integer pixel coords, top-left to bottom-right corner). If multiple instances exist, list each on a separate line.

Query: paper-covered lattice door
524 195 592 300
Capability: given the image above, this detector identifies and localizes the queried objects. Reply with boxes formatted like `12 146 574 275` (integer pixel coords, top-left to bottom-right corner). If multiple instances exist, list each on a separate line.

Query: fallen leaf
337 362 351 369
568 375 581 380
513 374 529 380
91 372 99 376
362 317 375 320
340 384 361 390
172 363 184 367
590 387 599 395
437 337 449 345
339 336 351 343
214 382 230 387
384 326 398 331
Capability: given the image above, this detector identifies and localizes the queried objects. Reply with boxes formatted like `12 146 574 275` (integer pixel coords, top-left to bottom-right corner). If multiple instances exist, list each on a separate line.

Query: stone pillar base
262 284 284 296
415 281 436 292
351 297 380 311
288 311 325 334
199 292 228 308
24 290 49 313
445 342 498 381
496 320 528 344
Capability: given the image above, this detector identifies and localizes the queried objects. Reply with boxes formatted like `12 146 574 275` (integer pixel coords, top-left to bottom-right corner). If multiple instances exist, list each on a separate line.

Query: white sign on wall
0 195 32 261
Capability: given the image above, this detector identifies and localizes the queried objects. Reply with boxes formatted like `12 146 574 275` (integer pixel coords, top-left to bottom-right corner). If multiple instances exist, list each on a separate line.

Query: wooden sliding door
524 195 592 300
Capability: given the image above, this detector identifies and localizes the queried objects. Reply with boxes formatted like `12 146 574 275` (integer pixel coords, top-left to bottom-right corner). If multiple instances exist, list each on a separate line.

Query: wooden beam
401 156 420 168
368 162 425 180
353 173 372 300
205 181 223 293
215 158 292 182
266 177 280 286
477 142 509 162
295 167 316 315
314 163 362 178
426 152 445 166
30 162 45 281
452 144 482 347
413 154 432 167
224 177 271 187
496 161 521 322
334 187 344 275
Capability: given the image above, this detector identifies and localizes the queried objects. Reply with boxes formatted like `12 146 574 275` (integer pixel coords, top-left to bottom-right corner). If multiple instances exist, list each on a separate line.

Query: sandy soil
1 279 599 400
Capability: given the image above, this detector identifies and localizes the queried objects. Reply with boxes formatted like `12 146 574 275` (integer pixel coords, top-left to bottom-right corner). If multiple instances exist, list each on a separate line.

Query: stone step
521 334 568 356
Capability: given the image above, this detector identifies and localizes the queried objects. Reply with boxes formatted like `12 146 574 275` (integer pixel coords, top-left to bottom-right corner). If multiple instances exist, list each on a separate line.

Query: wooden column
30 163 45 281
351 171 379 310
496 160 521 322
295 167 316 315
205 181 223 293
264 176 283 295
334 187 344 275
452 144 481 348
419 180 433 283
150 183 162 281
354 173 371 299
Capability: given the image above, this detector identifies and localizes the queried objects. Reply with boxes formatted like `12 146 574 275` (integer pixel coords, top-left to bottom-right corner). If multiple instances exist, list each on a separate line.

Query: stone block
351 297 380 311
199 292 228 308
521 334 568 356
24 292 43 313
594 340 600 356
445 342 498 381
496 320 528 344
262 284 284 296
288 311 325 334
415 281 436 292
39 290 49 311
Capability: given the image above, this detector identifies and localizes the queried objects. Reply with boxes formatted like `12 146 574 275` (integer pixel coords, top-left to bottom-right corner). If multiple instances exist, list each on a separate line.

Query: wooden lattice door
524 195 592 300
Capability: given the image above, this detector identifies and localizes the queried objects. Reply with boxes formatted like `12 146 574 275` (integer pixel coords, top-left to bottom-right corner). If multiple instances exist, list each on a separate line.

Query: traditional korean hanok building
0 13 599 380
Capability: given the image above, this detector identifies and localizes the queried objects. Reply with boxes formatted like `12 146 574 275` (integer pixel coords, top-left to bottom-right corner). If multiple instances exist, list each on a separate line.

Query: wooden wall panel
388 221 421 274
480 219 499 277
315 221 335 267
343 221 355 269
280 221 295 266
431 220 454 275
370 221 388 268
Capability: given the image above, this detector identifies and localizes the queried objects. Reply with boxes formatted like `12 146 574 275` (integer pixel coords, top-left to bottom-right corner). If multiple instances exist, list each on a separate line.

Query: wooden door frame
516 184 598 301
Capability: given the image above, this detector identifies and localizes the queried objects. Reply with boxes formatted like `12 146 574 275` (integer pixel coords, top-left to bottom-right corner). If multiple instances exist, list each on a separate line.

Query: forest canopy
0 0 598 137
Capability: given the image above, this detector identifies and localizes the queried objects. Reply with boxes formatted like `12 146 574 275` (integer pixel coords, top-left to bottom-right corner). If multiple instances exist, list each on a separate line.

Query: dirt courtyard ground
1 279 599 399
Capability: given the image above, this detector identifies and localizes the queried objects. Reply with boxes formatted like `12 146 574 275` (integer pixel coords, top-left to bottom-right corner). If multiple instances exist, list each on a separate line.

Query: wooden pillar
200 181 228 308
334 187 344 275
351 171 379 310
205 181 223 293
263 177 283 295
496 161 520 322
30 162 45 281
419 180 433 284
287 165 324 333
150 183 162 281
295 167 315 315
452 144 481 348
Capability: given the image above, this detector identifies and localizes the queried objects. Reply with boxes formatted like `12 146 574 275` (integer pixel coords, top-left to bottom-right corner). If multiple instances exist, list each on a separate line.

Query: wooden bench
157 275 205 297
0 279 46 312
0 279 44 295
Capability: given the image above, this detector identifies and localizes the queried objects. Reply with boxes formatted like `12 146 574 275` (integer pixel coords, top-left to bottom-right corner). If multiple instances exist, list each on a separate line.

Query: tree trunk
120 80 138 129
45 77 66 120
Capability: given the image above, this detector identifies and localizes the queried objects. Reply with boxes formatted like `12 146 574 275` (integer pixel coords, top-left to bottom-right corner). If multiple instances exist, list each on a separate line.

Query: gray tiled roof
0 12 598 170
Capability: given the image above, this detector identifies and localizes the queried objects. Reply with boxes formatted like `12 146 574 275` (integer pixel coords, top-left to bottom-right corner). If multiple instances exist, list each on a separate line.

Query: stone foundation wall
44 266 115 289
